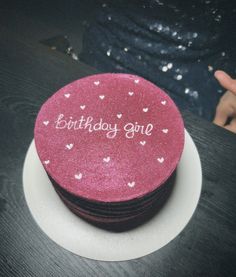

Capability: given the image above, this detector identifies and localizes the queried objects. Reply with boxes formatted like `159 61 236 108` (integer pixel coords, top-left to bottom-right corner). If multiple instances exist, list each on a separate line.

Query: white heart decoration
128 181 135 188
157 157 164 163
44 160 50 165
66 143 74 150
103 157 110 163
161 100 167 105
43 121 49 126
140 141 146 146
64 93 71 98
94 81 100 86
80 105 86 110
75 173 82 180
162 129 169 134
128 91 134 96
143 107 148 113
117 113 122 119
134 79 139 84
99 95 105 100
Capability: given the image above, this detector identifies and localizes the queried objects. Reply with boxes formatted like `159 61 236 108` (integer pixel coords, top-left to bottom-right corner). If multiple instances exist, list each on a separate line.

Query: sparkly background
80 0 236 120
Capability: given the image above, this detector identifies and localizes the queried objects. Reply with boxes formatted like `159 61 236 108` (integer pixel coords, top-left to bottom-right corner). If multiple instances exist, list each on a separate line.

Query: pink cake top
34 73 184 202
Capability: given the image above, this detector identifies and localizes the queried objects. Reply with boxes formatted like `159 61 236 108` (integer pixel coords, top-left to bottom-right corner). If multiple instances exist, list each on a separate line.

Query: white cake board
23 130 202 261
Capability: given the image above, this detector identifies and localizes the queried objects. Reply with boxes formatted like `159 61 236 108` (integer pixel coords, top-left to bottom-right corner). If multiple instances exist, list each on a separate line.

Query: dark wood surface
1 3 236 277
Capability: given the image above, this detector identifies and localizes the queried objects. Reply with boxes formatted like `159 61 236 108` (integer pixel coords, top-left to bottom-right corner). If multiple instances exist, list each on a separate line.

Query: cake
34 73 184 231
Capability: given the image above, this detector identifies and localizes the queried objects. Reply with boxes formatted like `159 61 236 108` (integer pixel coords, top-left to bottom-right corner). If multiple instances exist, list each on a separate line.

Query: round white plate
23 130 202 261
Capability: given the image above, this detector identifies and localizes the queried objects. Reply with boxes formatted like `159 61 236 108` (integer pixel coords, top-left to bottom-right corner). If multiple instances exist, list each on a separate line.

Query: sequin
192 32 198 38
67 46 73 53
157 24 163 31
124 47 129 52
106 49 112 56
71 53 78 61
167 63 173 69
185 88 190 94
162 66 168 72
215 15 222 22
155 0 164 6
208 65 213 72
177 45 186 50
175 74 182 80
191 91 199 99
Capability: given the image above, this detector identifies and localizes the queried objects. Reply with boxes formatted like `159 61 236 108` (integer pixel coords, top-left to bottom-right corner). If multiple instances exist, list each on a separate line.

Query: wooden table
0 5 236 276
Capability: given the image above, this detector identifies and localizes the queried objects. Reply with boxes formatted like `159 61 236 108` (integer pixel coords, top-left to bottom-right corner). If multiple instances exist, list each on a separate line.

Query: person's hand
213 70 236 133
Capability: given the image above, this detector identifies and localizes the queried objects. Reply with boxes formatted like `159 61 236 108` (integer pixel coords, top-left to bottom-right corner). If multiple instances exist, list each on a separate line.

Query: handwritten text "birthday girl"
55 114 153 139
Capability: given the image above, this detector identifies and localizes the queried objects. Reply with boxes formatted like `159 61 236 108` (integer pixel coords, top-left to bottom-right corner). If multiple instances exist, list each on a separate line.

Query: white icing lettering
55 114 67 129
55 114 154 139
124 122 153 139
54 114 120 139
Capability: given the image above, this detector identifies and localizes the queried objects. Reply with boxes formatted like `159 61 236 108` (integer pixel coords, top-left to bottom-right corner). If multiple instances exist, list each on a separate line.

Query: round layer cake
34 73 184 230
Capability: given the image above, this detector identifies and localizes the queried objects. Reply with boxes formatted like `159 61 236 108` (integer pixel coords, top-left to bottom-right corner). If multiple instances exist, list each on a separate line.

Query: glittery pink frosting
34 73 184 202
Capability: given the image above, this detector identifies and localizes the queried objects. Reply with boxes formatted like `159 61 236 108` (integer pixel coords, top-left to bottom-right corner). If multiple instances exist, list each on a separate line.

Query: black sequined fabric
80 0 236 120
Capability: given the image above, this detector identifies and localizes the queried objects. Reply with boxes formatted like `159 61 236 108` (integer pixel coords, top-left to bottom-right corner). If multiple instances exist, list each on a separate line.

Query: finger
213 105 228 126
214 70 236 95
224 118 236 133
